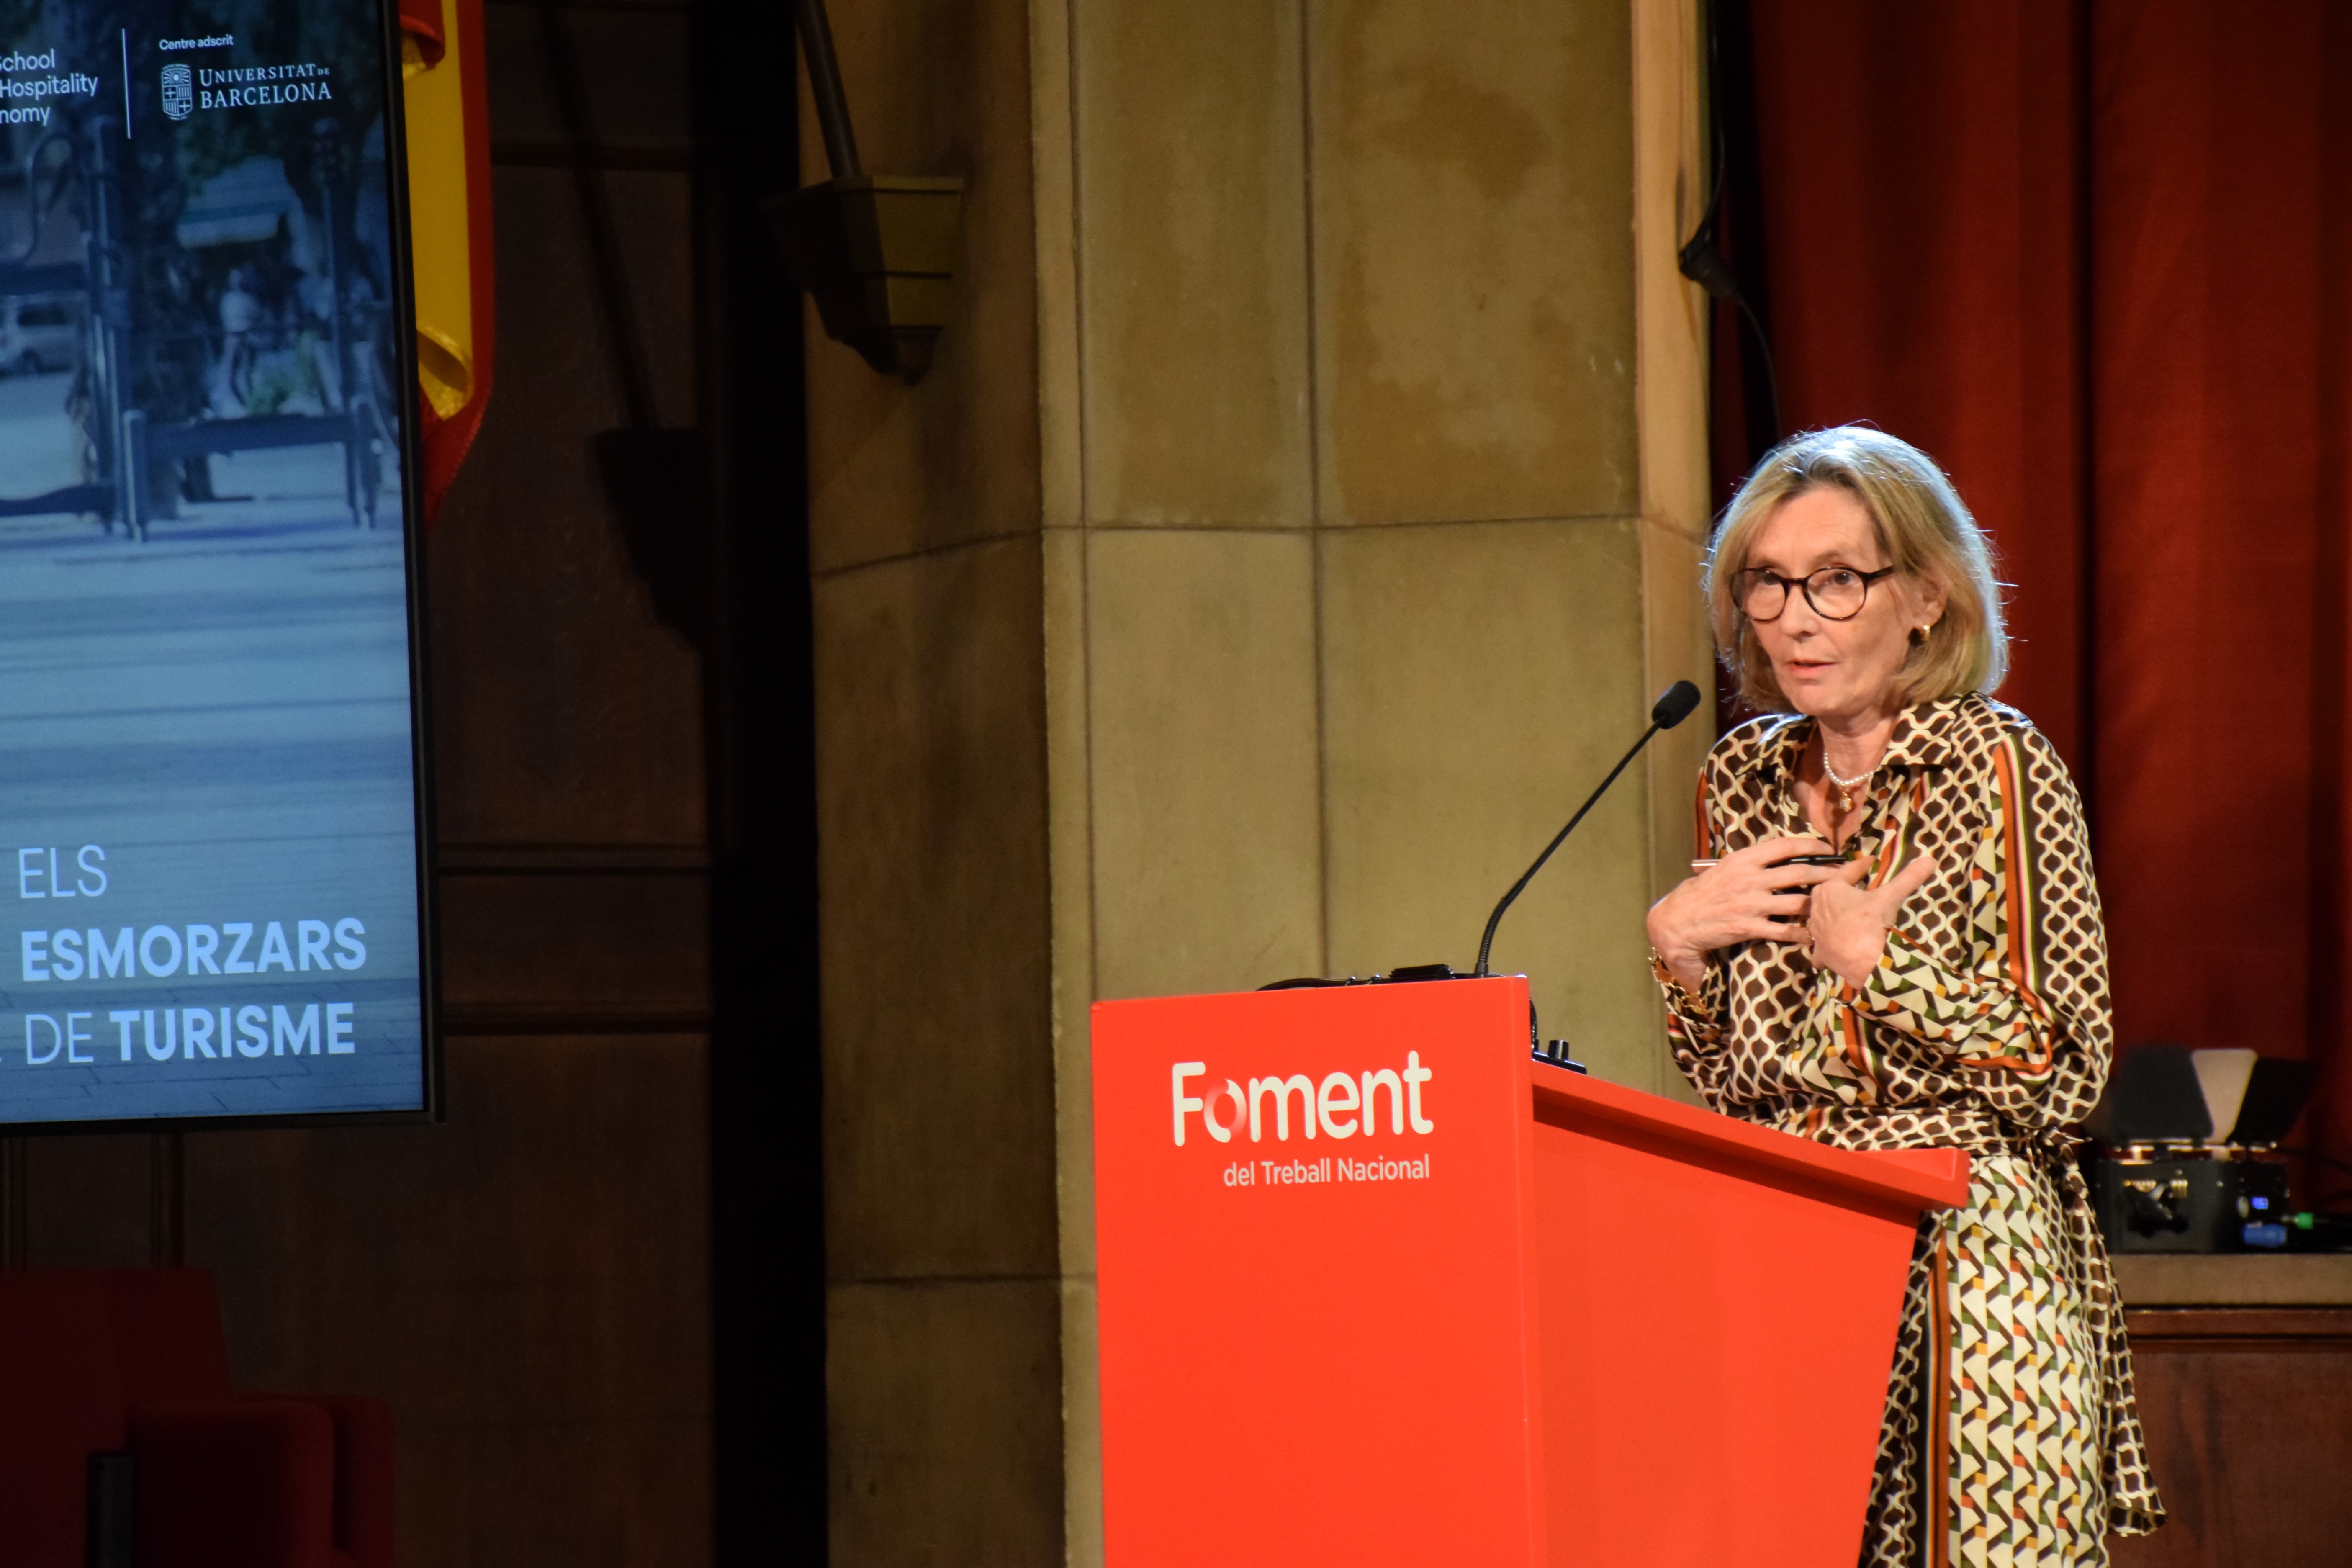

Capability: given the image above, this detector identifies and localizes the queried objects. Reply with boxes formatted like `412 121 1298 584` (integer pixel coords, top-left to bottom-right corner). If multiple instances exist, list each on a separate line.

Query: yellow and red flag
397 0 493 522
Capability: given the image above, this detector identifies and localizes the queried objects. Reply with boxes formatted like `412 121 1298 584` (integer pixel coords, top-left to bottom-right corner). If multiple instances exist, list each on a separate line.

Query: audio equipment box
2086 1046 2317 1254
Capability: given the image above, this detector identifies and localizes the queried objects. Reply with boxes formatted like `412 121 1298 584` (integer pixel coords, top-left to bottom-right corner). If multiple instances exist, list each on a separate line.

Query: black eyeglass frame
1735 564 1900 623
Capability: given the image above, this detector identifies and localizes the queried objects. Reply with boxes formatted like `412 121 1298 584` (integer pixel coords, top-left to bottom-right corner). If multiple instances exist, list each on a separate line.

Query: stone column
807 0 1708 1558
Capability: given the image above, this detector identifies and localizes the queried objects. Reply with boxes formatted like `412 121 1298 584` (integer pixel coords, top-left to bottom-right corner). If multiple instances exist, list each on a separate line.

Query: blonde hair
1704 426 2006 712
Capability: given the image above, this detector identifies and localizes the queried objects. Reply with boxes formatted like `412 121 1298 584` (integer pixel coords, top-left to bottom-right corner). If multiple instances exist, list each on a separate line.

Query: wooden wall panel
2112 1309 2352 1568
22 1134 152 1269
0 0 817 1559
438 854 710 1033
4 3 736 1565
188 1034 712 1568
425 164 704 850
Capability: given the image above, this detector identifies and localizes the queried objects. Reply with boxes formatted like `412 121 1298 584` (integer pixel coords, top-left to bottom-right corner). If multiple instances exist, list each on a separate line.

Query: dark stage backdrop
1716 0 2352 1191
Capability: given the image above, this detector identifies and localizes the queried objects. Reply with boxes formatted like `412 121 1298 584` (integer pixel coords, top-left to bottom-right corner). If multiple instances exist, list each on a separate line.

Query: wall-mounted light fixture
766 0 963 383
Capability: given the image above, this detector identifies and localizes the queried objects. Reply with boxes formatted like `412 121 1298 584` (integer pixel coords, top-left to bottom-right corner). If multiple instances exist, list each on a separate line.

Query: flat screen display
0 0 430 1125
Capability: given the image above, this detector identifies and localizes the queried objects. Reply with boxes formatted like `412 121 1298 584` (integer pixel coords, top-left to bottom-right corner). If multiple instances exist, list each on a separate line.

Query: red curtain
1727 0 2352 1188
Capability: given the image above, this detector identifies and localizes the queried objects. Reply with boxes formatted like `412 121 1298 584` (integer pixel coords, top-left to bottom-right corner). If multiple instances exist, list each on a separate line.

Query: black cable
1733 294 1781 446
1677 1 1781 446
792 0 864 180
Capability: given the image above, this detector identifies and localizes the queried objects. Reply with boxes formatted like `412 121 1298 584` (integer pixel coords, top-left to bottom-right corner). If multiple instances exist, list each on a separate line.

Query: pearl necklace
1821 748 1877 817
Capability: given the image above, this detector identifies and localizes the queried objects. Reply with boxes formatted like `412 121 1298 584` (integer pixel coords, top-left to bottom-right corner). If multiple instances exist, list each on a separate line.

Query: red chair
126 1400 340 1568
98 1270 394 1568
0 1272 128 1568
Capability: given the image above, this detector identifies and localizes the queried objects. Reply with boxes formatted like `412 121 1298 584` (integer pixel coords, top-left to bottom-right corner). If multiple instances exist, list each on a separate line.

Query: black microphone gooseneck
1473 680 1703 979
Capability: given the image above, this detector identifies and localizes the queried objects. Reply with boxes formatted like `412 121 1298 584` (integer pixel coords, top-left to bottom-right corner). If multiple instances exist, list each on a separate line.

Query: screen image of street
0 0 424 1122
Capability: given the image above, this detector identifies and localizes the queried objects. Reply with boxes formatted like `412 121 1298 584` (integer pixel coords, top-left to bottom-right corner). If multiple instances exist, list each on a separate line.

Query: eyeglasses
1734 565 1899 623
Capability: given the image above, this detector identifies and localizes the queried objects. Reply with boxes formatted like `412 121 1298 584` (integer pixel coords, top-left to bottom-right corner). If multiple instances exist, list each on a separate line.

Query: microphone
1473 680 1703 979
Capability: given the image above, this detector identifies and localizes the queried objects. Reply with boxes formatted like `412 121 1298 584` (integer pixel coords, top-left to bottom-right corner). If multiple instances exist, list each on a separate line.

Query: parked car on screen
0 296 79 375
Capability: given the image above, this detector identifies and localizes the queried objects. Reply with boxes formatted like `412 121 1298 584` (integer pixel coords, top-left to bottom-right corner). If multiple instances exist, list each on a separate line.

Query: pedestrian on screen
1645 426 2162 1565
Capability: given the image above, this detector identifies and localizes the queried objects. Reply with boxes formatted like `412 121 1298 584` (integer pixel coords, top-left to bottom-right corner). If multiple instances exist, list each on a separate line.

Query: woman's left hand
1807 855 1940 988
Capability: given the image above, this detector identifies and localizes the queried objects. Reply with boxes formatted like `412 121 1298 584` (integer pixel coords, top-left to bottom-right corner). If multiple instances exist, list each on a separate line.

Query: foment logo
1171 1053 1434 1146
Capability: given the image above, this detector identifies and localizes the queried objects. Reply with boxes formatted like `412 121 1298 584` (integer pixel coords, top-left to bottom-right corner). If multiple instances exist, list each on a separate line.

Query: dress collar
1732 694 1974 781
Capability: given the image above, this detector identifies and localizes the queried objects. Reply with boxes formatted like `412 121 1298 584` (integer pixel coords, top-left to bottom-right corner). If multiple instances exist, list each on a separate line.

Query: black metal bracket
765 0 964 383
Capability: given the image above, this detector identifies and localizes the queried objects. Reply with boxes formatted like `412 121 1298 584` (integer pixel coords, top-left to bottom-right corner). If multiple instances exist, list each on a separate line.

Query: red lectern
1091 976 1966 1567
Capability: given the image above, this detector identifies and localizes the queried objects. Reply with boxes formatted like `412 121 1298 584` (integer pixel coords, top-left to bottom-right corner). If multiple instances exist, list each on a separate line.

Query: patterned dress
1651 693 2164 1567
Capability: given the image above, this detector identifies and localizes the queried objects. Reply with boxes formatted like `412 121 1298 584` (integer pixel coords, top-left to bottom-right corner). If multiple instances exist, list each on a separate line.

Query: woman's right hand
1645 836 1843 992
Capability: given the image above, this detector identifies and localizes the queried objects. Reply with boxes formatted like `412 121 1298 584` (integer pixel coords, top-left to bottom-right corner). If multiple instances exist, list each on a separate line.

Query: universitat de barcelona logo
160 63 192 120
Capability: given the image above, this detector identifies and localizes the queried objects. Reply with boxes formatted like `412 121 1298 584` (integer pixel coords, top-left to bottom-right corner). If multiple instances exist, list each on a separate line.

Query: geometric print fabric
1945 1157 2107 1567
1650 695 2163 1563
